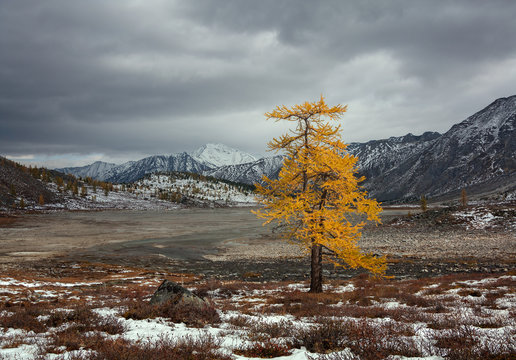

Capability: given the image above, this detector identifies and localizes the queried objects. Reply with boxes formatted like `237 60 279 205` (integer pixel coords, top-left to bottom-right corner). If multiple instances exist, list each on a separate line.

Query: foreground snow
1 264 514 359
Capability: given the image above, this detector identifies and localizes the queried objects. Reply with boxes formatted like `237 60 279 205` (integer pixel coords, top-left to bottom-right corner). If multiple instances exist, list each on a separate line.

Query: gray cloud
1 1 516 166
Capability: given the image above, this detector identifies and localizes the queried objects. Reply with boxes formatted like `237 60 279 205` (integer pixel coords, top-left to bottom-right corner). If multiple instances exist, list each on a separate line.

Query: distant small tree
38 194 45 206
19 198 25 209
420 195 428 212
461 189 468 208
80 186 88 197
10 184 16 197
72 182 79 196
41 170 50 182
66 181 73 193
55 177 62 192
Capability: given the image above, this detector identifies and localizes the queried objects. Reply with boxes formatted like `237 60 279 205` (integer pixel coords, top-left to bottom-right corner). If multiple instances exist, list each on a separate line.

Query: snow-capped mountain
55 95 516 201
363 95 516 201
203 155 284 184
101 153 209 183
347 132 441 180
58 161 117 180
57 144 257 183
204 96 516 201
191 143 257 168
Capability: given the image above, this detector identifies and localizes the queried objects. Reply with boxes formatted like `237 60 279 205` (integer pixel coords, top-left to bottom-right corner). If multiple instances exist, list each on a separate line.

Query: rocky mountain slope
0 157 57 207
55 95 516 202
364 95 516 201
59 161 117 180
347 132 441 181
56 144 256 184
212 96 516 202
191 143 257 168
203 155 284 185
101 153 209 184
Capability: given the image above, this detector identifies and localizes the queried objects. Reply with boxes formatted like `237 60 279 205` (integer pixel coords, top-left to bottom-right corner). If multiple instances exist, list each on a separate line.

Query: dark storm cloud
1 1 516 166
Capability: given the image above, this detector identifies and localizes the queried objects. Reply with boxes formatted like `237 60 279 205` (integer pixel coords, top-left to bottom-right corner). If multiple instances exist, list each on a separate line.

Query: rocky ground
2 204 515 282
2 204 507 283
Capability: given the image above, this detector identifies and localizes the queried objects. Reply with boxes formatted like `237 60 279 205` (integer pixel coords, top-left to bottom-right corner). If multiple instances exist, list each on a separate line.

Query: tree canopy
254 96 386 292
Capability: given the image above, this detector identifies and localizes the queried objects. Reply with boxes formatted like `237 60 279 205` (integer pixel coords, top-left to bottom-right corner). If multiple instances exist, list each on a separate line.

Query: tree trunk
309 243 323 293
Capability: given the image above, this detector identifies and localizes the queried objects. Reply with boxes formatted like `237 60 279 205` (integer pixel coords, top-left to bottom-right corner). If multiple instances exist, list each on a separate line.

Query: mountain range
58 143 256 184
57 96 516 202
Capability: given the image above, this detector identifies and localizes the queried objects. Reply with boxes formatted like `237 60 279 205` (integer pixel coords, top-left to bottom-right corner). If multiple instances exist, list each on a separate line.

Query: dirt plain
0 206 514 281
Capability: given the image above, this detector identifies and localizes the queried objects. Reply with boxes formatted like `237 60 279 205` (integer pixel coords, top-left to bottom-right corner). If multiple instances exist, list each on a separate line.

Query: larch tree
420 195 428 212
461 189 468 208
254 96 386 293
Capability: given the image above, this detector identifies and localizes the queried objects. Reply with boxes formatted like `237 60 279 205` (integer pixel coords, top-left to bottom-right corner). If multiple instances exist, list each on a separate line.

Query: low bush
234 339 293 358
123 299 220 327
0 304 47 333
52 334 232 360
294 318 350 353
432 325 516 360
247 319 295 341
294 318 420 359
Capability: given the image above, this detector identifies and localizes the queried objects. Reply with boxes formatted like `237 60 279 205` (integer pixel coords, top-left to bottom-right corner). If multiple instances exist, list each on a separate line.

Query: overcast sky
2 1 516 168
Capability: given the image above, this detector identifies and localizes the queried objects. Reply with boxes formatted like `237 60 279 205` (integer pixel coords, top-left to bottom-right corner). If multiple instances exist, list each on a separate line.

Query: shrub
0 304 47 333
123 299 220 327
52 334 232 360
247 319 295 341
432 325 516 360
234 339 293 358
294 318 350 352
295 318 420 359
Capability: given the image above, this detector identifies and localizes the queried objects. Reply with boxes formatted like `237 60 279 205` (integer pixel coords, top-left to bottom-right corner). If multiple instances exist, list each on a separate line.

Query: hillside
53 95 516 203
0 157 57 208
130 172 256 206
56 144 257 184
191 143 257 168
363 95 516 201
0 158 256 212
203 96 516 202
203 155 284 185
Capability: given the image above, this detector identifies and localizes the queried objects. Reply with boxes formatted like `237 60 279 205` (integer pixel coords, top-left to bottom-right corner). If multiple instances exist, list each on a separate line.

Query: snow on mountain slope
365 95 516 201
57 144 257 183
103 153 209 183
57 161 117 181
348 132 441 180
132 172 256 205
203 155 284 185
53 95 516 202
204 96 516 201
190 143 257 168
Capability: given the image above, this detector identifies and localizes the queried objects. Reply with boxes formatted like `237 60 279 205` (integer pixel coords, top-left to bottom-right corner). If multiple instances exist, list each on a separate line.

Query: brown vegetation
0 261 515 359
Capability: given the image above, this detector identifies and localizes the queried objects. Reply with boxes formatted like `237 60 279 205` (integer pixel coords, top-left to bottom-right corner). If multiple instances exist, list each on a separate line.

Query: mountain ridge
54 95 516 201
56 143 255 184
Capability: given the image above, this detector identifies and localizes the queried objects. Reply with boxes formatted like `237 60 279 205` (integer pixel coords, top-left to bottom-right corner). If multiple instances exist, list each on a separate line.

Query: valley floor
0 204 515 359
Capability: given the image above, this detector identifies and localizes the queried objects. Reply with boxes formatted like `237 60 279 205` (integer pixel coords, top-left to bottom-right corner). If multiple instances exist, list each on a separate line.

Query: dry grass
50 335 233 360
234 339 293 358
122 299 220 328
1 261 515 359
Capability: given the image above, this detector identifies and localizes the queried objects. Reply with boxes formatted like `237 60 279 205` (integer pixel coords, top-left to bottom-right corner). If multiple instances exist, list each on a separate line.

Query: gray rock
149 280 206 308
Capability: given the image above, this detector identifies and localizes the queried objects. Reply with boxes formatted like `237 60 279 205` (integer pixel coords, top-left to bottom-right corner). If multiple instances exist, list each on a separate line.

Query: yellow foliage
254 96 386 277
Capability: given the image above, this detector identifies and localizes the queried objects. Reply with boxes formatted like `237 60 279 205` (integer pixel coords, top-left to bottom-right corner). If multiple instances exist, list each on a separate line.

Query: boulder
149 280 206 308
